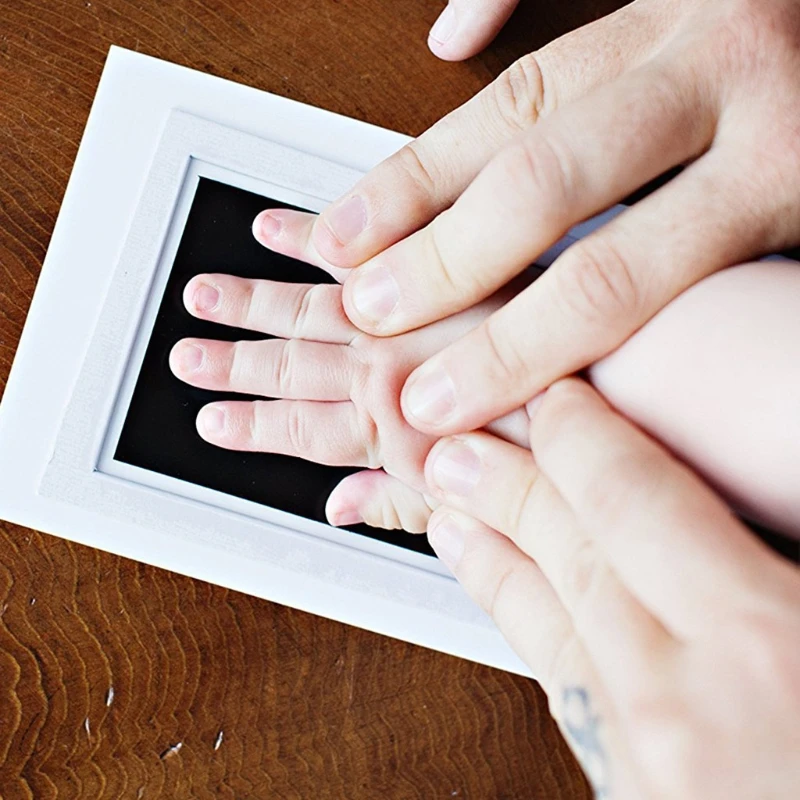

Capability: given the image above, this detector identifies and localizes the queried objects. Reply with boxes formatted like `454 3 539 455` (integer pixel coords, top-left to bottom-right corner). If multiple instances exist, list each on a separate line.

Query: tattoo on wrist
562 686 610 799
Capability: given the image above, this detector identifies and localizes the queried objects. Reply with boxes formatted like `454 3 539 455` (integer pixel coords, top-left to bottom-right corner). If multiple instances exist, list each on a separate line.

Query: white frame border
0 49 531 675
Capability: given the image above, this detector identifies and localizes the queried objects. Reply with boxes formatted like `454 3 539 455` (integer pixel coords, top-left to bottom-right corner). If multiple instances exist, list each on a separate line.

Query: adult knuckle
546 378 590 412
734 0 800 48
626 65 691 143
737 113 800 232
628 696 698 794
501 134 574 218
709 0 800 76
481 314 529 385
531 379 587 451
582 450 663 533
424 216 492 301
729 614 800 701
492 52 550 131
506 472 542 543
722 143 800 251
425 219 462 296
558 539 603 611
390 142 439 211
541 635 581 703
483 563 516 621
554 237 641 330
630 695 739 800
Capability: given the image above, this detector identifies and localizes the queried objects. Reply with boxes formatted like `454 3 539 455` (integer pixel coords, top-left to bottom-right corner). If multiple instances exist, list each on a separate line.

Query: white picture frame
0 47 624 676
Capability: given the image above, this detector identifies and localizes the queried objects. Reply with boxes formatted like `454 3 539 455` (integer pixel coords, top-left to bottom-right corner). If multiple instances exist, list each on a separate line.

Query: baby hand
169 263 530 531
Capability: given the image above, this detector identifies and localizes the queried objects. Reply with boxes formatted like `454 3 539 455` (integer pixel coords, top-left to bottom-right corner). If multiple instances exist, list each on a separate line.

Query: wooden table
0 1 623 796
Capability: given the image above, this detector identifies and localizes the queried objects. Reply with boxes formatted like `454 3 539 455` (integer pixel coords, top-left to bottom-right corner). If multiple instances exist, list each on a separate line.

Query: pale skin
251 0 800 446
170 0 800 793
168 260 800 798
169 256 800 539
423 378 800 800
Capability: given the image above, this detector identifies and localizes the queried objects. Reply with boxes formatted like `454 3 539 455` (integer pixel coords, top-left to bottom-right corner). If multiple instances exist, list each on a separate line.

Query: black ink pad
114 178 435 557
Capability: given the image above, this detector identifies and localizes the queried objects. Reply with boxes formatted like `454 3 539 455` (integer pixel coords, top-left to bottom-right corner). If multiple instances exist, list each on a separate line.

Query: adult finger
343 60 715 336
170 338 359 401
427 0 521 62
429 508 650 798
261 3 672 269
184 274 357 344
400 147 775 435
325 469 436 533
427 508 581 685
530 379 797 637
424 433 672 694
196 400 375 466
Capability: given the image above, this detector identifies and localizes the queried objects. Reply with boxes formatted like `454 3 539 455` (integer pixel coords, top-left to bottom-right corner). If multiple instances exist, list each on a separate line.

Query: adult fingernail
429 439 481 497
350 266 400 323
199 405 225 436
192 282 220 313
178 343 205 373
324 195 367 245
403 366 456 426
429 5 457 45
330 508 363 528
429 515 465 571
252 210 282 243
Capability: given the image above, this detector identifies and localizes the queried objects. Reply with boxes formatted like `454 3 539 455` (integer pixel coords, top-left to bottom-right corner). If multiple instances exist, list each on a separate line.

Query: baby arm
169 258 800 539
589 259 800 539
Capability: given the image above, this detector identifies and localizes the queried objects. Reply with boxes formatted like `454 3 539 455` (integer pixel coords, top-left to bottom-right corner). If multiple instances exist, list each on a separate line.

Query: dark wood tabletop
0 1 624 796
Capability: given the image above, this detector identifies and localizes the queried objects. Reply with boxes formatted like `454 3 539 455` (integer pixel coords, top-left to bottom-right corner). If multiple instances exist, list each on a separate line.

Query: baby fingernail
252 210 282 243
192 282 220 313
350 266 400 323
429 5 457 45
199 405 225 436
429 439 481 497
403 367 456 426
177 343 205 372
330 509 363 527
429 516 465 571
325 195 366 245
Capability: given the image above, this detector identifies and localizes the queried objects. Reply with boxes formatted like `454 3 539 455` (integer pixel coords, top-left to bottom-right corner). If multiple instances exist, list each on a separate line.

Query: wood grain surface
0 1 625 797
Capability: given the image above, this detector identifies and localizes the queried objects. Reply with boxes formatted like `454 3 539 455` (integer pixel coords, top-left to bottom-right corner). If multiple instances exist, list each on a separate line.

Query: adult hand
255 0 800 437
423 378 800 799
